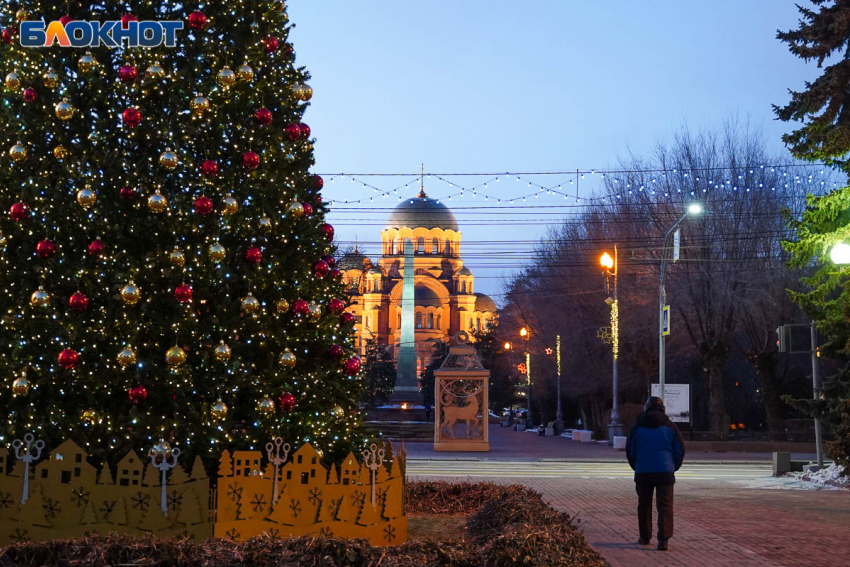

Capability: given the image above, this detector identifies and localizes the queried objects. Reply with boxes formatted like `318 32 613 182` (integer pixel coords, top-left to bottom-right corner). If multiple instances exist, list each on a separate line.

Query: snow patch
733 477 843 491
790 464 849 489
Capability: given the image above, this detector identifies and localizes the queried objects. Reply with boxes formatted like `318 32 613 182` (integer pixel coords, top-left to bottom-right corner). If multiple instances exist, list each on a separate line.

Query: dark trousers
636 484 674 541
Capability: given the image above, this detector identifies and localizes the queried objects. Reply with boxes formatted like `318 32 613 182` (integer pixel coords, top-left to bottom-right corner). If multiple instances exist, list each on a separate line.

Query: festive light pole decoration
150 441 181 515
13 433 44 505
361 443 385 506
265 437 291 507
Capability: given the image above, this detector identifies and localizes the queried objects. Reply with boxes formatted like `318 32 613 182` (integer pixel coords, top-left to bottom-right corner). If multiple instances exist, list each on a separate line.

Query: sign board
673 228 681 262
662 305 670 336
651 384 690 423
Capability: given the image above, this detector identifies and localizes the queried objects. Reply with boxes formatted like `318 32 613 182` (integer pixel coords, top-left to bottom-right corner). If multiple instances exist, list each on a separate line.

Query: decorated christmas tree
0 1 364 465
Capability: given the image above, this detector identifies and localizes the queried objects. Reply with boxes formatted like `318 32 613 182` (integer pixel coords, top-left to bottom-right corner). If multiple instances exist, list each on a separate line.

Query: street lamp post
519 327 533 428
658 204 702 403
601 247 622 443
554 335 564 434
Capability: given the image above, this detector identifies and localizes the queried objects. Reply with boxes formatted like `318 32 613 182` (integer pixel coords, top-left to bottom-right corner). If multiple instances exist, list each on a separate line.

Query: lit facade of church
340 190 497 370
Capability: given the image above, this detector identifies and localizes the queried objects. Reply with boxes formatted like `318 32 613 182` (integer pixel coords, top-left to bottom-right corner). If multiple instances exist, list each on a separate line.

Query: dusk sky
288 1 821 298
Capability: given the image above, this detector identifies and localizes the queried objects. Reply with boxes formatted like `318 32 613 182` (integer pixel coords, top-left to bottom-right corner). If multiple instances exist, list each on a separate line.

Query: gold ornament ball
53 145 69 160
242 292 260 314
55 99 75 121
117 347 137 368
121 282 142 305
43 69 59 88
279 349 297 369
77 187 97 208
81 409 97 425
209 243 226 262
259 216 273 231
190 95 210 115
276 299 290 313
146 62 166 79
78 52 98 74
272 0 286 13
237 63 254 82
30 287 50 307
16 9 28 22
5 71 20 91
214 341 232 362
166 345 187 367
12 376 30 396
287 201 304 218
159 150 179 170
9 142 27 162
217 67 236 88
309 302 322 321
148 190 168 213
211 399 228 420
296 83 313 101
222 196 239 215
258 397 275 416
330 405 345 419
169 246 185 266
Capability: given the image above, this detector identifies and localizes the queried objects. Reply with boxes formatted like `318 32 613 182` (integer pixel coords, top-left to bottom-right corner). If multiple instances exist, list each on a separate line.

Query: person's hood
635 410 672 428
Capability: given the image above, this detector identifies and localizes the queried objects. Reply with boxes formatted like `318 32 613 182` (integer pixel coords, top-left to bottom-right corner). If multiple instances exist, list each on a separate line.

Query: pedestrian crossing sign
662 305 670 336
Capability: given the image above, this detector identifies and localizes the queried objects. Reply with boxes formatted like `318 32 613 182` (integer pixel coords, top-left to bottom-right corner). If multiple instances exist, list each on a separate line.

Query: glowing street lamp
504 342 513 351
601 246 621 442
520 327 529 340
830 242 850 265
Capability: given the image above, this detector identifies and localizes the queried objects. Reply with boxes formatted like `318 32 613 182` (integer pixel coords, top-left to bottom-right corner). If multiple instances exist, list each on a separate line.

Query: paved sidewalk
402 425 818 463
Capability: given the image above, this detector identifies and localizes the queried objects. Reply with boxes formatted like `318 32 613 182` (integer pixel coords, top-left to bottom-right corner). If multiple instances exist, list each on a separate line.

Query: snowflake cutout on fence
70 486 90 508
383 524 397 543
131 492 151 512
267 528 281 539
0 491 13 510
329 497 343 518
167 490 183 510
376 487 387 509
98 500 116 522
319 526 333 538
9 528 29 543
350 489 366 508
288 498 302 518
227 483 243 502
225 528 241 541
307 486 323 506
42 498 62 520
250 494 267 512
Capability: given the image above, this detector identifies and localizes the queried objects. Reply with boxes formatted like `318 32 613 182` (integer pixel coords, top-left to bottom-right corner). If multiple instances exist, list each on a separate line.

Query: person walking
626 396 685 551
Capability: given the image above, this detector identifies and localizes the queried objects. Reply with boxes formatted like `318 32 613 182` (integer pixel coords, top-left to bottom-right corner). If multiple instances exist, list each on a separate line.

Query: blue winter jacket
626 409 685 485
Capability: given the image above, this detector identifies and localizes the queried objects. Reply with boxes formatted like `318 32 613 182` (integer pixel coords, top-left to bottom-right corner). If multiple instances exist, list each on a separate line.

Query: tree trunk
706 364 730 439
754 353 785 441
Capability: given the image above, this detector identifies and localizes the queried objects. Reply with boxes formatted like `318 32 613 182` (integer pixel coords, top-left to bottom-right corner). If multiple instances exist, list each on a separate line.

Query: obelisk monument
391 237 424 404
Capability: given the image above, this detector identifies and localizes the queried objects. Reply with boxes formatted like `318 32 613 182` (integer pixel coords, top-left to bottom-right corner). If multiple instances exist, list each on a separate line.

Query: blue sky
288 1 819 297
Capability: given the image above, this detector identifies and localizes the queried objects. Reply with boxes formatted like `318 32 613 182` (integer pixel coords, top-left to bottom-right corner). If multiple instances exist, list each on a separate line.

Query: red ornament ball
331 268 341 279
59 16 74 25
265 36 279 53
129 385 148 404
120 14 137 29
299 123 311 139
69 292 88 312
199 159 219 178
23 88 37 102
120 186 136 201
344 356 362 376
339 311 355 325
302 202 313 217
10 202 28 222
254 108 273 126
174 284 193 303
323 255 336 269
284 123 301 141
242 151 260 170
276 392 296 412
312 259 329 279
118 65 137 83
36 239 56 259
327 298 345 316
122 107 142 127
321 223 335 242
329 344 344 362
194 196 213 215
1 27 16 45
244 246 263 265
187 11 207 30
293 299 310 316
58 348 79 369
88 240 103 256
313 175 324 190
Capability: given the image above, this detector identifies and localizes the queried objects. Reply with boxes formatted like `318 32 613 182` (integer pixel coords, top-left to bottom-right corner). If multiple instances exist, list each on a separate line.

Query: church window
373 279 380 292
445 241 451 255
460 281 466 293
416 313 423 329
476 318 482 332
417 237 424 253
432 238 439 254
397 313 401 328
366 315 371 329
437 315 442 329
427 313 434 329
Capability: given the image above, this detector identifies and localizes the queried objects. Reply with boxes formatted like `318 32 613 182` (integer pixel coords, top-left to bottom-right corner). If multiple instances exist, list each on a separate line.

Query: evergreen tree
360 338 395 408
777 0 850 466
0 1 363 466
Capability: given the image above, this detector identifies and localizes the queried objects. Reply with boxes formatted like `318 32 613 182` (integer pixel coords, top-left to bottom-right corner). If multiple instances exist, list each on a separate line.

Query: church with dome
340 188 498 370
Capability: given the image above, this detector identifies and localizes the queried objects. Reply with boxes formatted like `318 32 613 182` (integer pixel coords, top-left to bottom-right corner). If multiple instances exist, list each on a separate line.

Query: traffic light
776 325 789 353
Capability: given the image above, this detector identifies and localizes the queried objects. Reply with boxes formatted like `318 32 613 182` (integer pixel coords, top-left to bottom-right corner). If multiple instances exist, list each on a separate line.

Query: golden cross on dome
418 163 427 198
